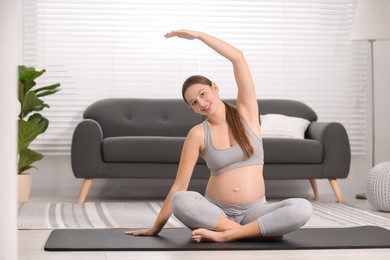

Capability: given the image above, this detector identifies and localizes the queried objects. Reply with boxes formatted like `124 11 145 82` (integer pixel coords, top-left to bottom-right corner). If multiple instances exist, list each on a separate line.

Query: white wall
375 41 390 165
29 2 390 201
0 0 20 259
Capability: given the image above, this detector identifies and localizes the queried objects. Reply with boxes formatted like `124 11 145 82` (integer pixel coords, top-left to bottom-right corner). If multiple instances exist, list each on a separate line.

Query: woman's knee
254 198 313 237
170 191 203 221
290 198 313 226
171 191 201 212
170 191 221 230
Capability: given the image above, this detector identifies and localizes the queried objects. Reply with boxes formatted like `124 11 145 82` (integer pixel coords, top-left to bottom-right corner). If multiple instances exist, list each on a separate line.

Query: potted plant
18 65 60 201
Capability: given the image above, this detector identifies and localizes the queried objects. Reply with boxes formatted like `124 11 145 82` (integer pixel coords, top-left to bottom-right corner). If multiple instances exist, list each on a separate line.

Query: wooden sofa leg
79 178 93 204
329 179 343 204
309 179 319 200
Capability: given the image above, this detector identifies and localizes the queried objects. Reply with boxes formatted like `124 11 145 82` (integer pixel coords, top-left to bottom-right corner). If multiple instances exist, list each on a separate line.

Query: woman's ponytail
223 101 253 158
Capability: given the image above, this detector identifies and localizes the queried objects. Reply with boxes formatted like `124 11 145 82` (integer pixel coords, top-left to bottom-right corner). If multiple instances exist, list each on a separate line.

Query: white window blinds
23 0 367 155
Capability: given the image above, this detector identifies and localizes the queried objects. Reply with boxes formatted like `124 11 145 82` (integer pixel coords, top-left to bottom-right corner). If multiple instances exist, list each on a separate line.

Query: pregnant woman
125 29 312 243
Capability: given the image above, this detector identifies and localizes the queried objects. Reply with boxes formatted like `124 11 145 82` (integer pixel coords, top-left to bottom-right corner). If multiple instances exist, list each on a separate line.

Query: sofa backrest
258 99 317 122
84 99 204 138
84 98 317 138
225 99 317 122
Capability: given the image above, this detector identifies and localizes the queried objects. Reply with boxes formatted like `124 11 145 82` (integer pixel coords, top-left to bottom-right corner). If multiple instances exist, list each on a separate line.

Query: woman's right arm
125 125 203 236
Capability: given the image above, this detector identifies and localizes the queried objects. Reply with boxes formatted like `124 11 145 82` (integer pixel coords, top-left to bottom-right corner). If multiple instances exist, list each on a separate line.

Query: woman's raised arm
165 30 259 124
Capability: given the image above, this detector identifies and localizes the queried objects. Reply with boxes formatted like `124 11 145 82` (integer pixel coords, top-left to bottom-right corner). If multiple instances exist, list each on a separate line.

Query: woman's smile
201 103 211 113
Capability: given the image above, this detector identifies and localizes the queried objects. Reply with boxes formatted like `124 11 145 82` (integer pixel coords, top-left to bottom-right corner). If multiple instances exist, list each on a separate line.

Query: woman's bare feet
191 228 226 243
191 228 284 243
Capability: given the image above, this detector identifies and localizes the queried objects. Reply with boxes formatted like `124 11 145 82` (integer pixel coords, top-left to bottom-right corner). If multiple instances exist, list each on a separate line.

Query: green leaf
35 88 61 98
18 165 39 175
18 66 45 96
18 81 25 104
18 148 43 174
18 66 48 105
18 119 40 153
28 113 49 135
18 65 46 82
20 79 36 95
33 83 61 98
20 91 44 119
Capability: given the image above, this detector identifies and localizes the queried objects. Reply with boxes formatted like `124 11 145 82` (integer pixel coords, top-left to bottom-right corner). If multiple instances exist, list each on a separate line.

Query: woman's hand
164 29 200 40
124 227 159 236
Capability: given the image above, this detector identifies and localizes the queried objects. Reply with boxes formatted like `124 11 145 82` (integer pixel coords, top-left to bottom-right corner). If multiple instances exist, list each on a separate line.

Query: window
23 0 367 155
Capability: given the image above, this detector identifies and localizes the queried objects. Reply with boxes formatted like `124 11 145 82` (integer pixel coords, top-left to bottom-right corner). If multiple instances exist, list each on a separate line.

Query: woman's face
184 83 219 116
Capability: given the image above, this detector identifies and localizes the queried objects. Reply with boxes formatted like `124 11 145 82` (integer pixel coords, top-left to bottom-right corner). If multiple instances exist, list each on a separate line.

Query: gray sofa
71 98 351 203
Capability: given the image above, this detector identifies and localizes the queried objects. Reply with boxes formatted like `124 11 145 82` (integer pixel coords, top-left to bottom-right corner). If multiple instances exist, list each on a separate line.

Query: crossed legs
192 218 262 243
171 191 313 242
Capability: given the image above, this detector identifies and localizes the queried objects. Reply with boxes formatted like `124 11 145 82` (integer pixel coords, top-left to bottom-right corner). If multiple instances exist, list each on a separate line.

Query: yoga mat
44 226 390 251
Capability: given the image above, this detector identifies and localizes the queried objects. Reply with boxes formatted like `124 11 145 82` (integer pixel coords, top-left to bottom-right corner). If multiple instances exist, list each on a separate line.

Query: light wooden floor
18 194 390 260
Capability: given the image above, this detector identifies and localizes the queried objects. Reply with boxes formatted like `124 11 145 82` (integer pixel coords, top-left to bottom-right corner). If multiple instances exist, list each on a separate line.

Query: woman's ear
211 82 219 93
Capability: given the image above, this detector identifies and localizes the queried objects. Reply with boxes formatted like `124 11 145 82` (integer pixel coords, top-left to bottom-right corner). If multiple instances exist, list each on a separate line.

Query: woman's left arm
165 30 259 124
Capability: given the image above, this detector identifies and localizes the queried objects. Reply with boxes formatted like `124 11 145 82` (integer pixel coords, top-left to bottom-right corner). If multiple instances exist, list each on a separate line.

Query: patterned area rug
17 201 390 230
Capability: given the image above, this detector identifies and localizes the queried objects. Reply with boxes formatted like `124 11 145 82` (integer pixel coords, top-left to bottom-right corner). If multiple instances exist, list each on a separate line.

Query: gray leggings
171 191 312 237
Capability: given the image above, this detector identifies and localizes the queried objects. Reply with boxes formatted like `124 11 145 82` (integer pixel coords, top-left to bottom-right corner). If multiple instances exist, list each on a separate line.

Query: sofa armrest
306 122 351 179
71 119 104 178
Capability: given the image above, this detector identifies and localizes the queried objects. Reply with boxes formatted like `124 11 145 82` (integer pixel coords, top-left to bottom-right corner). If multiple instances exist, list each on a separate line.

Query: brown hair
182 75 254 158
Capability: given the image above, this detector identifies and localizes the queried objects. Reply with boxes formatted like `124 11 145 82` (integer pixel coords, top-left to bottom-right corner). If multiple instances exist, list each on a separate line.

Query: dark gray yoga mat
44 226 390 251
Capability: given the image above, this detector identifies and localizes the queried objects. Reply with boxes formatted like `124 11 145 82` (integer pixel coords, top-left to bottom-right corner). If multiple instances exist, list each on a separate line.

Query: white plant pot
18 173 32 202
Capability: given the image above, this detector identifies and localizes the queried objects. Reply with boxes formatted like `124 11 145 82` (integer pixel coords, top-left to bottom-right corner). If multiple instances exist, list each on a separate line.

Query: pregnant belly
205 164 265 204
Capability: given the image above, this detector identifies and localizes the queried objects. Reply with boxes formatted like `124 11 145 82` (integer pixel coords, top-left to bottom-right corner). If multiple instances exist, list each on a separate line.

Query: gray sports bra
203 118 264 176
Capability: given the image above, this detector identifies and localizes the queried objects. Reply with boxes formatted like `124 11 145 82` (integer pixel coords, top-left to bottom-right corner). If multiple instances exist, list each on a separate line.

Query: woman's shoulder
188 121 206 139
185 122 206 155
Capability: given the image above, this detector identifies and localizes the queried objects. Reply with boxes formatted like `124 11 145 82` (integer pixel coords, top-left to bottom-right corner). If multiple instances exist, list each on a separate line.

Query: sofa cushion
103 136 322 164
263 138 322 163
103 136 205 164
260 114 311 139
